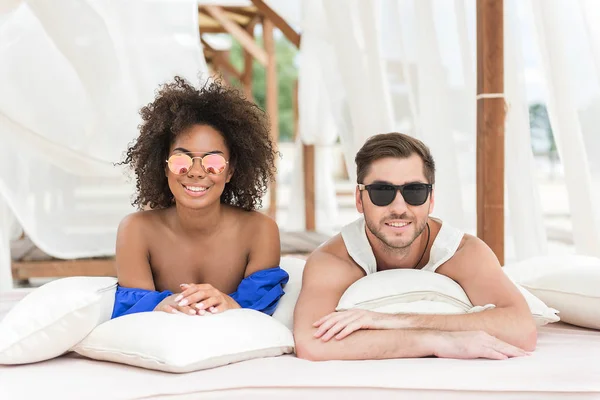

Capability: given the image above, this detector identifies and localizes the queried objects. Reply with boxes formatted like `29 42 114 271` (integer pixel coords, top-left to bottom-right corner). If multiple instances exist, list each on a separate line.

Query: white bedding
1 290 600 400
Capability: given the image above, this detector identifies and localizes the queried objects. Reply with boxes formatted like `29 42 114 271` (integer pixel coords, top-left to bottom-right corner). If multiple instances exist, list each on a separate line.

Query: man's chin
376 235 412 250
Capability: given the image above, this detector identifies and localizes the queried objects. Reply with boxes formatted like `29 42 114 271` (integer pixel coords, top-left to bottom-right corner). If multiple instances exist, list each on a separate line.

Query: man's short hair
355 132 436 184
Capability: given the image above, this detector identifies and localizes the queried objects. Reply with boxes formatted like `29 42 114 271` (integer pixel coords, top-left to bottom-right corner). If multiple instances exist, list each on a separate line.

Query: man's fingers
312 312 337 327
335 322 361 341
481 348 509 360
492 341 528 358
314 313 352 337
320 315 361 342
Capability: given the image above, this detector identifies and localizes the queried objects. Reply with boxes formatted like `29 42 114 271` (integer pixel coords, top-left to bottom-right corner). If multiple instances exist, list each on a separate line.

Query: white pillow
73 308 295 373
0 276 117 364
503 255 600 330
272 256 305 330
336 269 559 326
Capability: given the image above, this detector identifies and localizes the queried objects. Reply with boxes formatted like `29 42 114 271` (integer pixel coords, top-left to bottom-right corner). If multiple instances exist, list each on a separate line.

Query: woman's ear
226 165 234 183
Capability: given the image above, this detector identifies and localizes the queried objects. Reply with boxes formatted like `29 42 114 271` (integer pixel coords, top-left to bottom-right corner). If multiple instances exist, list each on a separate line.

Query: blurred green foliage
229 34 298 142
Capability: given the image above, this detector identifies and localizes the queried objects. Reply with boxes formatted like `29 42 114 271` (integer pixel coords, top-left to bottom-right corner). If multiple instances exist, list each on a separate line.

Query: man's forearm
394 307 536 350
296 328 436 361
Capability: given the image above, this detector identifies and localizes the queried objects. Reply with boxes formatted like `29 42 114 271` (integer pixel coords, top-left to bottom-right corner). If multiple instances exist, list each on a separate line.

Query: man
293 132 537 361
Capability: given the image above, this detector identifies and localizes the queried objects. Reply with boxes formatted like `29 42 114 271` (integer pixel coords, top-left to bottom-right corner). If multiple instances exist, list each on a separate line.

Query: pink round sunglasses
166 153 229 175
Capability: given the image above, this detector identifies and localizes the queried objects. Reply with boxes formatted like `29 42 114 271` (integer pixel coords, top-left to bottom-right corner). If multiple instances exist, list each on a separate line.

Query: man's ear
428 186 435 214
356 186 365 214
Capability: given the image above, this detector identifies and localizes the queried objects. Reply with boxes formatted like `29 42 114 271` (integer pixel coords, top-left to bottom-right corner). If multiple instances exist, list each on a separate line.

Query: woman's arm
244 213 281 277
112 212 195 317
115 212 155 290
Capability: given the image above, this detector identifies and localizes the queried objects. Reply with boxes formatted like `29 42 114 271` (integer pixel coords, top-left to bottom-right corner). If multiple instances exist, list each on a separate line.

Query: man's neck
366 223 430 271
173 202 225 238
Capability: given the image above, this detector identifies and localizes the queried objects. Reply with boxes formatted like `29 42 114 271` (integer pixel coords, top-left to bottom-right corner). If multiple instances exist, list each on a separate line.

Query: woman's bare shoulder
117 208 172 236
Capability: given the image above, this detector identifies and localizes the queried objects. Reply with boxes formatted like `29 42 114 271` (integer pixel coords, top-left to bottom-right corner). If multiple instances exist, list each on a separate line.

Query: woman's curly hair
120 76 277 211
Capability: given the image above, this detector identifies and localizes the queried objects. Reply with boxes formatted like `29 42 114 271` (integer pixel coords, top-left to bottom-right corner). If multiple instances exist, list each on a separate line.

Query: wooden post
263 17 278 219
292 81 316 231
242 20 256 101
476 0 505 265
303 145 316 231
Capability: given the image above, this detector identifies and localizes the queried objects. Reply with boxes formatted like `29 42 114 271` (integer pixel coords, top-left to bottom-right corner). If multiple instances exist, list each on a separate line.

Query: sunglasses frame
166 152 229 176
358 182 433 206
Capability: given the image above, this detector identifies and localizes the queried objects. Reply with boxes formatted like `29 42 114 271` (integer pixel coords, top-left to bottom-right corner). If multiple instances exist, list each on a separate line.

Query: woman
112 76 287 318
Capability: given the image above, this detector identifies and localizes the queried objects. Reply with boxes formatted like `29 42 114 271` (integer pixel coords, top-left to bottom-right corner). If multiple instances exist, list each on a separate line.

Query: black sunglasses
358 183 433 206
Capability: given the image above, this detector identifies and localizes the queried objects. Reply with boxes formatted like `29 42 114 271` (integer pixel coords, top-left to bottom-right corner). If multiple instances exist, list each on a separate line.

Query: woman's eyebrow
171 148 224 155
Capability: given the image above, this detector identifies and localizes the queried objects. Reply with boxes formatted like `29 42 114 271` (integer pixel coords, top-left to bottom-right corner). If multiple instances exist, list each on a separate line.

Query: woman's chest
148 231 250 294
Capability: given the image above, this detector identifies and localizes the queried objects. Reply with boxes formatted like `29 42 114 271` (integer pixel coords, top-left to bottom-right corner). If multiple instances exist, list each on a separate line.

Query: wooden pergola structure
9 0 507 283
200 0 506 263
197 0 317 231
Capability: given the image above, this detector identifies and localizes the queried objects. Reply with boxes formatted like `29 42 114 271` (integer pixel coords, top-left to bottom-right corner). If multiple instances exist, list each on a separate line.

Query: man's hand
175 283 240 315
432 330 530 360
313 310 400 341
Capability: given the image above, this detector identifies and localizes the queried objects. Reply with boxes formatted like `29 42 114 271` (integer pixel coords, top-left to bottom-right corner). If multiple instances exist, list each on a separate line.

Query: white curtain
299 0 600 262
530 0 600 256
0 0 207 289
286 0 341 233
504 0 548 258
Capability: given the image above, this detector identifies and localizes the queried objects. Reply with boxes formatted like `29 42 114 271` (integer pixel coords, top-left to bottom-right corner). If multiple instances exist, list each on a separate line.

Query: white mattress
1 290 600 400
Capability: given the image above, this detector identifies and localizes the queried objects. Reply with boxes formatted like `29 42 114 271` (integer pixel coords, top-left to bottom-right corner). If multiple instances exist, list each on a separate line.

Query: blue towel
111 287 173 319
111 266 289 318
229 266 289 316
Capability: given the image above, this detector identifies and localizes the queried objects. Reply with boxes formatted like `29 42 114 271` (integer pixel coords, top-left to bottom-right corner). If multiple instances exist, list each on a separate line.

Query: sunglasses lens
368 184 396 206
202 154 227 175
402 184 429 205
168 154 192 175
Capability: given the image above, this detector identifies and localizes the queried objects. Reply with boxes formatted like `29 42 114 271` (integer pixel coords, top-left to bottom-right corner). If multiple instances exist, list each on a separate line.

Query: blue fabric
229 266 289 315
111 286 173 319
111 266 289 319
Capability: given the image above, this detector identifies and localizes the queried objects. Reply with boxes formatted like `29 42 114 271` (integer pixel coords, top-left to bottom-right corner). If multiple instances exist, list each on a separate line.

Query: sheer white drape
531 0 600 256
0 0 207 289
504 0 548 259
298 0 599 262
285 0 341 232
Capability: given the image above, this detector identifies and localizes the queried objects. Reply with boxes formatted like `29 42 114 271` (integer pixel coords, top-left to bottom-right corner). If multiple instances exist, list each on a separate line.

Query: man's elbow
294 334 334 362
515 318 538 352
295 339 324 361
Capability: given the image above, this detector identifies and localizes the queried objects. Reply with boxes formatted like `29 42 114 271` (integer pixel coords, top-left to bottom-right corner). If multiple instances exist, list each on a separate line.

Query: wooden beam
203 5 268 67
201 38 243 81
476 0 505 265
221 7 258 19
263 16 278 219
250 0 301 49
12 259 116 279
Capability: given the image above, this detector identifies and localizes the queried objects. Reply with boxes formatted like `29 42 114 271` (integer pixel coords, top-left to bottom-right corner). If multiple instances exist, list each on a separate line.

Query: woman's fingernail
195 303 204 310
188 309 196 315
174 295 183 302
198 310 206 315
178 299 188 306
210 307 218 313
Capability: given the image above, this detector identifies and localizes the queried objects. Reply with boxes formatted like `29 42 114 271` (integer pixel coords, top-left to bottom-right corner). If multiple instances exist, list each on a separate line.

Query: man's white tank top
340 217 464 275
